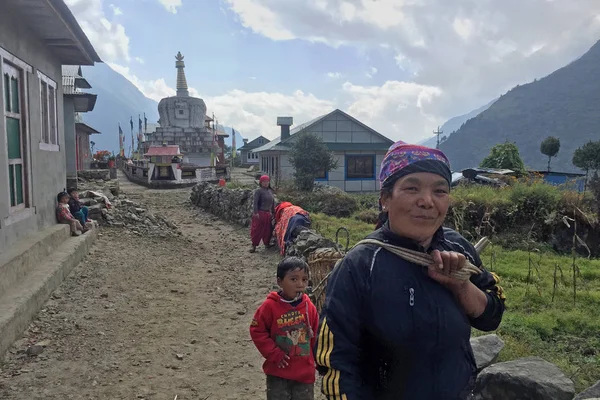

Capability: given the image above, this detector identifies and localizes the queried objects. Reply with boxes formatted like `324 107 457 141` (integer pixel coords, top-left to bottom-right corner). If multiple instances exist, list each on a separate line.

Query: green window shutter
9 165 15 207
10 77 19 113
15 164 23 205
7 117 21 159
3 73 9 112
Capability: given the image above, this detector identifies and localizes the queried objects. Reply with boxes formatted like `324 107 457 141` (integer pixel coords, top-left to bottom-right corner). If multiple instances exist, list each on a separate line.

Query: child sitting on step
67 187 91 226
250 256 319 400
56 192 89 236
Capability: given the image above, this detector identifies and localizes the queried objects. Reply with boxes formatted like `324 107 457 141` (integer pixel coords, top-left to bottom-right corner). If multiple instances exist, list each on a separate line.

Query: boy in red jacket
250 256 319 400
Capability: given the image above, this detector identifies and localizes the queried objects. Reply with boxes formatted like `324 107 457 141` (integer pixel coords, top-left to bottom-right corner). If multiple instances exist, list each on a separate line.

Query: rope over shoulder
353 239 482 281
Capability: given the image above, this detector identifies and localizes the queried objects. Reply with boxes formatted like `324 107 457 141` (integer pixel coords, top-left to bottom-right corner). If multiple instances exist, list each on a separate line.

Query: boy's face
277 268 309 300
71 191 79 199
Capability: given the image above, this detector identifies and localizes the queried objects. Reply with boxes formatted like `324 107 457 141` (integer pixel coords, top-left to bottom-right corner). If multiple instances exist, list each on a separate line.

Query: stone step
0 224 71 296
0 227 97 358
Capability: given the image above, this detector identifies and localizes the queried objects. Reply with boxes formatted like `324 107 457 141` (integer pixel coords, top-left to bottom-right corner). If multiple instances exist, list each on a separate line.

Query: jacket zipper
408 286 415 338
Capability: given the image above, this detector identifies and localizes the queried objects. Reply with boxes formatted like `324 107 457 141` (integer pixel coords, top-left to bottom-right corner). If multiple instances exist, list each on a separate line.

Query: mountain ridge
440 39 600 173
420 98 498 148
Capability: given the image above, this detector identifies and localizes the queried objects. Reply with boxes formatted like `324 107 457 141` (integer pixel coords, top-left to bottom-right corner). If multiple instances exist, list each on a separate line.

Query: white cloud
135 57 145 64
159 0 183 13
109 59 442 143
108 62 199 101
65 0 130 62
327 72 342 79
366 66 378 78
224 0 600 138
207 90 334 140
342 80 443 143
109 4 122 16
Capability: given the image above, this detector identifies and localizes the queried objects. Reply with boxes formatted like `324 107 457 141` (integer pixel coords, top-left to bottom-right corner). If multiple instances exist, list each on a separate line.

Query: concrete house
62 65 99 186
252 109 394 192
0 1 101 250
238 135 270 167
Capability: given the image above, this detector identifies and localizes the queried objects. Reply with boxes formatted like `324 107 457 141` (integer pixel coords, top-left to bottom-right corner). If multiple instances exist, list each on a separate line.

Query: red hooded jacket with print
249 292 319 384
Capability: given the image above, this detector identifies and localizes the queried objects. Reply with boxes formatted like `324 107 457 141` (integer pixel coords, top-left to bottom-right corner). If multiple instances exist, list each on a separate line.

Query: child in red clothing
250 257 319 400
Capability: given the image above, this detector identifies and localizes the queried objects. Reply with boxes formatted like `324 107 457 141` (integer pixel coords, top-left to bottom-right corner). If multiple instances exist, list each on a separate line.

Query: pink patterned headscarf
379 141 451 189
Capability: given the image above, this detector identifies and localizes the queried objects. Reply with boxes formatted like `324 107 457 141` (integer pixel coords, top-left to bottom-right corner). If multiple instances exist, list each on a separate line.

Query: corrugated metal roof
75 122 100 135
62 65 92 93
5 0 101 65
253 109 394 153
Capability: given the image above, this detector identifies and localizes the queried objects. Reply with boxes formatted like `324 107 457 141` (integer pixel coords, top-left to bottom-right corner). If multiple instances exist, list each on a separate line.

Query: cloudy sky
65 0 600 142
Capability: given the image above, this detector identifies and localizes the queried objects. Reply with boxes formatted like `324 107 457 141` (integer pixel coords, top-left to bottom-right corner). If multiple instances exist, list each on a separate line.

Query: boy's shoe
72 230 82 236
86 219 92 222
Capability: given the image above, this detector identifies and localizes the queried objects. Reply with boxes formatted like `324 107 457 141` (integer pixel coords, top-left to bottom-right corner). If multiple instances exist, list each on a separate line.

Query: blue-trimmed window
346 154 376 180
315 169 328 181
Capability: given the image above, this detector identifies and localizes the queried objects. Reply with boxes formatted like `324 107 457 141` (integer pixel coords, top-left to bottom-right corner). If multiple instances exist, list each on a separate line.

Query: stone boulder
474 357 575 400
575 380 600 399
286 229 336 259
470 334 504 371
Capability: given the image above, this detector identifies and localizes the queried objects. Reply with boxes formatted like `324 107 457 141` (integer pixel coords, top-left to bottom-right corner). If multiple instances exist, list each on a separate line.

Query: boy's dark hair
57 191 69 203
277 256 309 279
67 187 78 195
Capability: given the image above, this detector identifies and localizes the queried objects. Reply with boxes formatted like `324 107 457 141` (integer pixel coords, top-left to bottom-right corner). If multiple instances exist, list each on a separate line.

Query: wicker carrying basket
307 247 344 312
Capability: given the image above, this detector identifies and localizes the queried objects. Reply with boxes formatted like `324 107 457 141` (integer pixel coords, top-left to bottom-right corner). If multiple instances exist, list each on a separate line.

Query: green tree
540 136 560 172
572 140 600 192
480 141 526 175
288 133 338 191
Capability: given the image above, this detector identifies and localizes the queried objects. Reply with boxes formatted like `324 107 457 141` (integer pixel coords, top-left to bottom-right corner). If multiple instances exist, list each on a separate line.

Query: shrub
277 187 359 218
355 209 379 224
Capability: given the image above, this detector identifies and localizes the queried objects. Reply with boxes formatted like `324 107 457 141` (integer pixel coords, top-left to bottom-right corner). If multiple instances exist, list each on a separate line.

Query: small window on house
178 109 184 115
38 72 58 149
315 169 327 180
346 155 375 179
4 60 29 211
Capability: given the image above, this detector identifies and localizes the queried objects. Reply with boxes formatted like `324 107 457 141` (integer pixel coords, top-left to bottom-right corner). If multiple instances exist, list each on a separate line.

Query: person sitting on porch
67 187 91 226
56 192 88 236
273 202 311 255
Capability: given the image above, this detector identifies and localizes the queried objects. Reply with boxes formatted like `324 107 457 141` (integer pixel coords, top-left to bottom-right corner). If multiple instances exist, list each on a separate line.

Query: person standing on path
250 257 319 400
251 175 276 253
315 141 506 400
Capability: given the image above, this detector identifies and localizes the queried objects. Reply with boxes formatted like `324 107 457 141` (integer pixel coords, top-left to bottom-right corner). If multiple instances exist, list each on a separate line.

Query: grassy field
310 212 600 392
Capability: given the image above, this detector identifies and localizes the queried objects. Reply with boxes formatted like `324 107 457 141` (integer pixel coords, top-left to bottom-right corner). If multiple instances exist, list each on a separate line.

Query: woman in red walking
250 175 276 253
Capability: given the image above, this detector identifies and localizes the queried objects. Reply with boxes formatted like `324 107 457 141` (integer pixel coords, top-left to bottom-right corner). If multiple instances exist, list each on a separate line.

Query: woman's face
260 179 270 188
381 172 450 246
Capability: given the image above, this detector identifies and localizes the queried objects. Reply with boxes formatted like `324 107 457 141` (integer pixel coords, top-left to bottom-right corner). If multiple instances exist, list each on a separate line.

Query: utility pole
433 126 443 149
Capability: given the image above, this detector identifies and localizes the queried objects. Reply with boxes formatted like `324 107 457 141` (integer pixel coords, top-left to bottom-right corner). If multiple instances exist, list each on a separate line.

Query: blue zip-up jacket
315 224 506 400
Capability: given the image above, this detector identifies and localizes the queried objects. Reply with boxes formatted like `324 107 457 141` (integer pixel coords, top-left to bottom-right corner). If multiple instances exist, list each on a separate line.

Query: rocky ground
0 172 325 399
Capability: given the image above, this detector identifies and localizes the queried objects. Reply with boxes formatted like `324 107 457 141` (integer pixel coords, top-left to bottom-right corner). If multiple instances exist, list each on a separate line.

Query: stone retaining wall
190 182 254 226
78 169 111 181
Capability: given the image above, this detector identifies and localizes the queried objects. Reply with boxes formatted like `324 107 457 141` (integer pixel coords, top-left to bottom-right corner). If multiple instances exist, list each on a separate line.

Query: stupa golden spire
175 51 189 97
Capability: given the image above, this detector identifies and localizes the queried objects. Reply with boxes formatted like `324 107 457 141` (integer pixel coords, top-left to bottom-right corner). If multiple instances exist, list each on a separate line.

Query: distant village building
143 52 227 167
145 144 182 181
0 0 101 251
238 135 270 167
62 65 99 186
252 109 394 192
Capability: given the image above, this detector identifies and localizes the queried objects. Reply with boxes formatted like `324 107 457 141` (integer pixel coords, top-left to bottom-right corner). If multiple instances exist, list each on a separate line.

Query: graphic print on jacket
276 309 312 357
250 292 319 384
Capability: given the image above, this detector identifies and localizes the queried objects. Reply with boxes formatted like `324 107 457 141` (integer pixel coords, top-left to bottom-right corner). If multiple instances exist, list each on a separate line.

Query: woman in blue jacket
315 141 506 400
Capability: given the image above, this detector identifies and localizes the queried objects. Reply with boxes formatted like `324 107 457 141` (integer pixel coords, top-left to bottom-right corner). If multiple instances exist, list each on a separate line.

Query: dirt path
0 174 312 400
